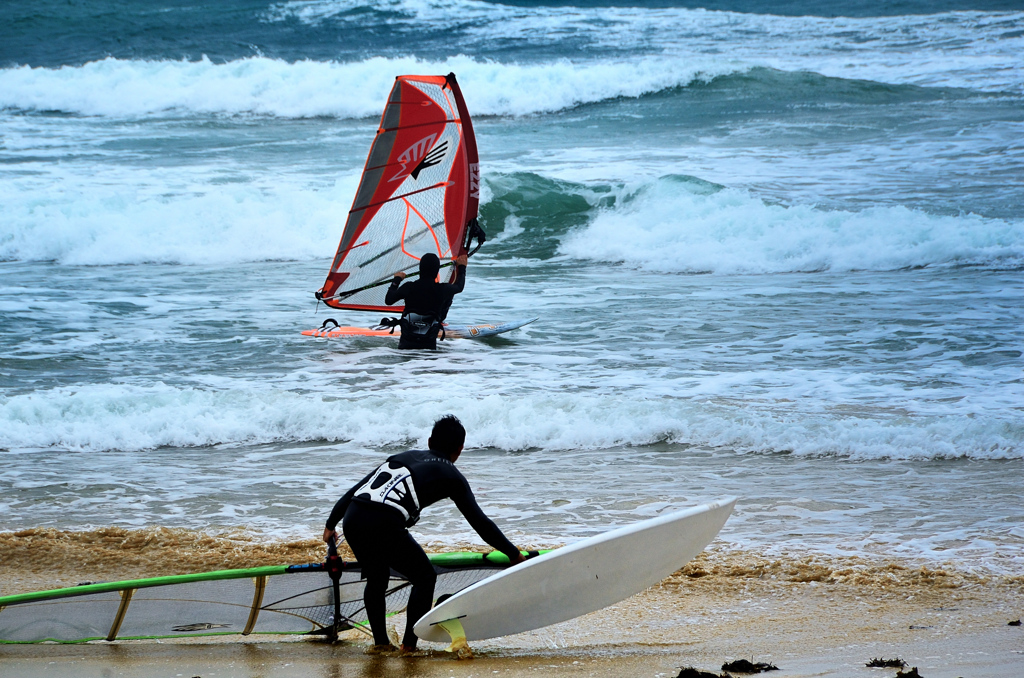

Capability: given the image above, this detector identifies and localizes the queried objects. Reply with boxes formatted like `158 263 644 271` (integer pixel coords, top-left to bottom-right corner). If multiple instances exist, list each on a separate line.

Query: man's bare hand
323 527 336 543
393 271 407 280
509 551 527 565
455 254 468 266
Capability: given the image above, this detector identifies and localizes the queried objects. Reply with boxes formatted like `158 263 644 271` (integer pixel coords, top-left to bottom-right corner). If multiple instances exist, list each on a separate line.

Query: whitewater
1 0 1022 578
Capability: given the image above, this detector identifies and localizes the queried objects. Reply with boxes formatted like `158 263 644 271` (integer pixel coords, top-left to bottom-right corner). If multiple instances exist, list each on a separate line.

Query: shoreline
2 529 1021 677
2 580 1020 678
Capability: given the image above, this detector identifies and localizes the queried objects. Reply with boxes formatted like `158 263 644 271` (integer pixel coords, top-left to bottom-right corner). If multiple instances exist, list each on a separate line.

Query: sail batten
319 73 479 313
348 182 448 215
378 118 463 134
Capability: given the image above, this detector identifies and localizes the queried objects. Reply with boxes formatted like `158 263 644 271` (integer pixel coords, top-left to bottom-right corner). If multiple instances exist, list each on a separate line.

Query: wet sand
2 529 1022 677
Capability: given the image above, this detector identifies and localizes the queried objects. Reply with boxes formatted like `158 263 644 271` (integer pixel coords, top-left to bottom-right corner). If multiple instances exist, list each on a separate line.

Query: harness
378 313 446 342
353 461 421 526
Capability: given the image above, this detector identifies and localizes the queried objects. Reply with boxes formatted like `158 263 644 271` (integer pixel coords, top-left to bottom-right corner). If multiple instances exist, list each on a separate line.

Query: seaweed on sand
722 658 779 673
675 668 724 678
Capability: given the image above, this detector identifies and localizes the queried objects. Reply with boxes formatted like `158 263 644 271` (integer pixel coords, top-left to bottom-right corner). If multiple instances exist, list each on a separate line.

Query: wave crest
0 55 743 118
1 383 1020 460
5 170 1022 271
556 176 1024 274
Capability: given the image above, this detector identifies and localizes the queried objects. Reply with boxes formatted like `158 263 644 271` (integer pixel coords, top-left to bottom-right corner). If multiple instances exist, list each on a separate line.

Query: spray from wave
556 176 1024 274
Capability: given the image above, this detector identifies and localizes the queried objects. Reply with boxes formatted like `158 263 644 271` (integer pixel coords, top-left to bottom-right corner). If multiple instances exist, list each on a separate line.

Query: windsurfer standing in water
385 252 467 349
323 415 526 654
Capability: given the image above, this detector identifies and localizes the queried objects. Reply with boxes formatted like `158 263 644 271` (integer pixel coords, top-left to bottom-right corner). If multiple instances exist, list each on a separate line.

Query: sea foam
4 170 1022 271
1 381 1020 460
0 55 743 118
557 177 1024 274
0 169 356 265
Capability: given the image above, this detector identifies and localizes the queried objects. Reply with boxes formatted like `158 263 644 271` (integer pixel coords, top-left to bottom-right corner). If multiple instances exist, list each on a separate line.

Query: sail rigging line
315 218 483 305
316 258 460 303
315 217 484 304
336 241 370 257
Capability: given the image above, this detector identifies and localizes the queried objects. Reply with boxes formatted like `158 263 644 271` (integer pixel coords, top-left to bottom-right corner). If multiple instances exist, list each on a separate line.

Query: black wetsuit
325 449 518 648
384 264 466 349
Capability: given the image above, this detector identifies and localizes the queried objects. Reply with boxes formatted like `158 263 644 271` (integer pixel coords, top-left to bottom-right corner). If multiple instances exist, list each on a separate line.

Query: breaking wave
554 175 1024 274
4 169 1023 272
0 55 744 118
1 381 1021 460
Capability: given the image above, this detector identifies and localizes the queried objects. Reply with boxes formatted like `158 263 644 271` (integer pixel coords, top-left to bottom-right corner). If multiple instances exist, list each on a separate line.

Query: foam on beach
2 526 1020 599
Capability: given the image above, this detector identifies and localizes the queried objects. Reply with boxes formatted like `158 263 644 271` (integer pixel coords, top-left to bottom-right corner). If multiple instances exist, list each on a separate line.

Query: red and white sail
318 73 480 312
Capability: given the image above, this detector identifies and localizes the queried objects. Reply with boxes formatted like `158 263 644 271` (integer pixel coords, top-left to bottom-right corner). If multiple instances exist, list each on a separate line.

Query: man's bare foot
364 643 397 655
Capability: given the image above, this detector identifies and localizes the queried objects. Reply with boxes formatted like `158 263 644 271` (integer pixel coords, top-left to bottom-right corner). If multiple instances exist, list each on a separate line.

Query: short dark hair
429 414 466 456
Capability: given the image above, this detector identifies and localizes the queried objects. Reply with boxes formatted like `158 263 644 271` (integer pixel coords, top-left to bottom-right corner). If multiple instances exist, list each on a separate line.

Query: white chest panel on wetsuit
354 460 421 524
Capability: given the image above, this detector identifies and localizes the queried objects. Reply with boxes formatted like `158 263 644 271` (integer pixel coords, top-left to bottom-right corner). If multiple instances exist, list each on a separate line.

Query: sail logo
391 135 448 182
469 162 480 199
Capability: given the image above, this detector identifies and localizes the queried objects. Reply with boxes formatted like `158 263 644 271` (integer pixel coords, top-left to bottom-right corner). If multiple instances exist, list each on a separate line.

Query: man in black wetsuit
323 415 525 653
384 252 467 349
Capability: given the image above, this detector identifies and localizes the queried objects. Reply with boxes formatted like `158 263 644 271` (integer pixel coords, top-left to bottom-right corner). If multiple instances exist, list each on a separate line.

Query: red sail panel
318 73 479 312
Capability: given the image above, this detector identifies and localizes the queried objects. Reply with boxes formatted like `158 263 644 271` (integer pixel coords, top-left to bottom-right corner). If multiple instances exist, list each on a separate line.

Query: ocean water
1 0 1023 578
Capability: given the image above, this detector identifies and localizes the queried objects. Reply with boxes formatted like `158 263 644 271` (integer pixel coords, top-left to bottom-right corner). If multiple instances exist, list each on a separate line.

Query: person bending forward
323 415 525 652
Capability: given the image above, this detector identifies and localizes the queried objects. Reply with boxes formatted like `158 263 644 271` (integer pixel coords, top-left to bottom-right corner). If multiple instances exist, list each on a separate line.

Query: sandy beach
2 530 1021 677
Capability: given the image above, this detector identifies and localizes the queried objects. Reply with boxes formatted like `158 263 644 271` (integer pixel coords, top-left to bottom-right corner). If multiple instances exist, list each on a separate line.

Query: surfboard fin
436 617 472 658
